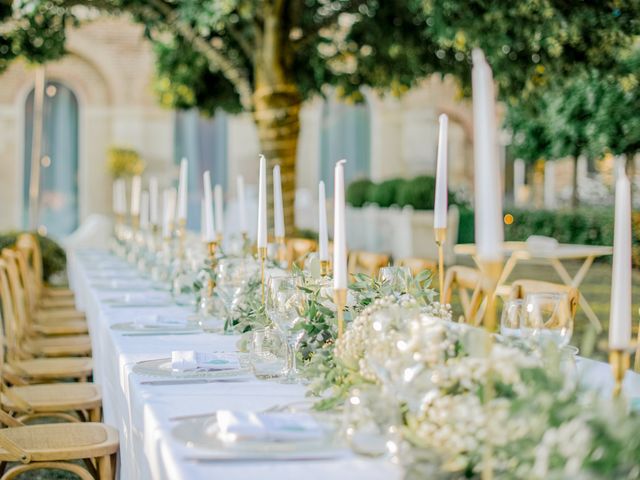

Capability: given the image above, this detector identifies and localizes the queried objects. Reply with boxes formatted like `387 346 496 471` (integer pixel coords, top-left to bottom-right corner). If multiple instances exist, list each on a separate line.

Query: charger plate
132 354 250 379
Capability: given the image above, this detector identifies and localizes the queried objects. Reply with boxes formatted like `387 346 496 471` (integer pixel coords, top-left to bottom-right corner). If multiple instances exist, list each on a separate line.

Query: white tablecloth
67 249 640 480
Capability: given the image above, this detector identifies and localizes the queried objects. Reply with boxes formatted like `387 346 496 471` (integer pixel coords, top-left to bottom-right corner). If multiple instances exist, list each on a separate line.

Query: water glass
521 292 573 348
378 266 411 292
500 299 524 338
249 328 287 379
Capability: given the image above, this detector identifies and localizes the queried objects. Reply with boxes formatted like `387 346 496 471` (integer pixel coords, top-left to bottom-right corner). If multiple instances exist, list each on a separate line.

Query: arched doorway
24 81 79 238
320 97 371 194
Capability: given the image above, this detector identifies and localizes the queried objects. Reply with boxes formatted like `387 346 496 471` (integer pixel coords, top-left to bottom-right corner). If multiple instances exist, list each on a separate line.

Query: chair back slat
348 251 390 278
509 280 579 319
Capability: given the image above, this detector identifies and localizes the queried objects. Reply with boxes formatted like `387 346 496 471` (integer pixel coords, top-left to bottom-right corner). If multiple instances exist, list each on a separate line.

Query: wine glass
265 274 305 382
521 292 573 348
500 299 524 338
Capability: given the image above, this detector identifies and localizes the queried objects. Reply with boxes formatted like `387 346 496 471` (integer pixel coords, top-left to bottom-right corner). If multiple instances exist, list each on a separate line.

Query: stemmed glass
265 274 305 383
500 299 524 338
521 292 573 348
378 266 412 293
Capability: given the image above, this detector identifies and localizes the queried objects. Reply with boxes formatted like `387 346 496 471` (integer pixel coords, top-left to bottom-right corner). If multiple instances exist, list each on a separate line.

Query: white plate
171 413 345 461
103 294 173 308
111 321 201 334
132 356 250 379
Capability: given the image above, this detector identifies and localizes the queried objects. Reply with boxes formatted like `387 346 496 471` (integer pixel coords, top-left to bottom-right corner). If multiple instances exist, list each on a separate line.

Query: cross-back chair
443 266 493 326
509 279 580 319
285 238 317 270
348 251 390 278
395 257 437 277
0 257 92 383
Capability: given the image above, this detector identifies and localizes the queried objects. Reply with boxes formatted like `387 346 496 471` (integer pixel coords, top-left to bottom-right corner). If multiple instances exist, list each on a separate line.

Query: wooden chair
0 410 118 480
285 238 317 269
347 251 390 278
15 234 75 302
395 257 437 277
2 249 87 337
443 266 492 326
509 280 580 319
0 259 93 383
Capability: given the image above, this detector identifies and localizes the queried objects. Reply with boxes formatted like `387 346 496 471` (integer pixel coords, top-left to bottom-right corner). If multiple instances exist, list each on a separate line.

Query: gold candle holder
434 227 447 305
258 247 267 304
206 240 218 297
334 288 347 338
478 259 502 480
320 260 331 277
609 349 630 398
131 215 140 232
479 260 503 333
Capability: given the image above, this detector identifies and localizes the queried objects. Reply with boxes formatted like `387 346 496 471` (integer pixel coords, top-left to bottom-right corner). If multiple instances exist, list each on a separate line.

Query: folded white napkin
526 235 559 251
170 351 240 372
215 411 322 443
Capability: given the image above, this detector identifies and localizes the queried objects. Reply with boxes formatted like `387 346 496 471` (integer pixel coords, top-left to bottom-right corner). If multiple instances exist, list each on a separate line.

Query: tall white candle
176 157 188 221
162 188 177 239
257 155 267 249
544 161 556 209
117 179 126 215
214 184 224 236
472 49 503 262
333 160 347 290
514 159 525 206
140 191 149 230
273 165 285 238
609 171 632 350
318 181 329 261
149 176 159 226
131 175 142 216
236 175 247 233
203 171 216 242
434 113 449 229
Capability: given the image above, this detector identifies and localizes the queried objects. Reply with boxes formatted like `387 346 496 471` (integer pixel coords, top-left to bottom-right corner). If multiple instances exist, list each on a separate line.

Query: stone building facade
0 15 476 235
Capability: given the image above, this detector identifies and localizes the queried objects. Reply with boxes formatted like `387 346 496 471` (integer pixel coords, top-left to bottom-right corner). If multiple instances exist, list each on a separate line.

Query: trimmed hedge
0 231 66 281
347 175 459 210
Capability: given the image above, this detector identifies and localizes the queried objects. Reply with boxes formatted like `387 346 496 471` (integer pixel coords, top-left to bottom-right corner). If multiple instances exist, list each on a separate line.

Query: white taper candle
333 160 347 290
609 171 632 350
257 155 267 249
131 175 142 216
472 49 504 262
162 188 177 239
237 175 247 233
177 158 188 221
273 165 285 238
434 113 449 229
214 184 224 236
203 171 216 242
318 181 329 261
149 176 159 226
140 191 149 230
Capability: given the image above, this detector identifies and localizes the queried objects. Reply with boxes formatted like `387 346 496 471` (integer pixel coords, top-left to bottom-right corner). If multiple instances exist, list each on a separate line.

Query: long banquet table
67 248 640 480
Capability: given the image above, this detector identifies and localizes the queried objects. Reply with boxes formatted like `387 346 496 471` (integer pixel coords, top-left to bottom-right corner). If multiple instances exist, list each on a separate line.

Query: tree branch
226 22 253 61
143 0 254 110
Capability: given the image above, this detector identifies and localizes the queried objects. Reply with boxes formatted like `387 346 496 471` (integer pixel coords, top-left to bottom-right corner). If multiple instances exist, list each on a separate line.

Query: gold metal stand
275 236 286 264
334 288 347 338
259 247 267 304
131 215 140 232
609 349 630 398
206 241 218 297
434 227 447 304
478 259 502 480
320 260 331 277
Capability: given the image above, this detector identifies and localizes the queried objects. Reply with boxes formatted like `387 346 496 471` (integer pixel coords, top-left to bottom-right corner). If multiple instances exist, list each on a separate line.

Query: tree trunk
571 156 579 208
253 86 301 237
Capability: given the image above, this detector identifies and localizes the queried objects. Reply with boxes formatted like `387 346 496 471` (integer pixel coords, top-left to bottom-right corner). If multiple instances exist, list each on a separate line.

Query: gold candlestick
131 215 140 232
206 240 218 297
333 288 347 338
478 259 502 480
259 247 267 304
320 260 331 277
609 349 630 398
434 227 447 305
